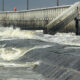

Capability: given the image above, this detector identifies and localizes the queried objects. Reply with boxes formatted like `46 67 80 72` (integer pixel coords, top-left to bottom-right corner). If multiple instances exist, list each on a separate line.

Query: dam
0 2 80 34
0 1 80 80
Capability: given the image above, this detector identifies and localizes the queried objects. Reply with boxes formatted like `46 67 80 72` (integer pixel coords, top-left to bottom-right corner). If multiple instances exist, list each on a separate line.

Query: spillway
0 2 80 80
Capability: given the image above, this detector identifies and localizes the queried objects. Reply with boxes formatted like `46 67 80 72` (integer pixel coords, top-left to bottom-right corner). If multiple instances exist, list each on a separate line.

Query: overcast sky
0 0 80 11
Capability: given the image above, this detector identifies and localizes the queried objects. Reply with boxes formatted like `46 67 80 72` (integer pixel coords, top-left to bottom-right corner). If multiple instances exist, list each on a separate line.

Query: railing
0 5 70 28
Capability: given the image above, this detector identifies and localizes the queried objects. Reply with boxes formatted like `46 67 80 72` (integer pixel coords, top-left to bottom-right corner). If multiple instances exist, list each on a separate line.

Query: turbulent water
0 26 80 80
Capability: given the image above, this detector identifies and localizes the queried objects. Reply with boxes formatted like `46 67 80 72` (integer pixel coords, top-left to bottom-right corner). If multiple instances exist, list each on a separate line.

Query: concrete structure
46 2 80 34
0 2 80 34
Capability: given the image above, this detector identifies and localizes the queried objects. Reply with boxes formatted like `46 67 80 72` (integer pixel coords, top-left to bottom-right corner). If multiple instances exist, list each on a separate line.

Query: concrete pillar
57 0 59 6
43 28 48 34
75 17 79 35
2 0 4 11
27 0 29 10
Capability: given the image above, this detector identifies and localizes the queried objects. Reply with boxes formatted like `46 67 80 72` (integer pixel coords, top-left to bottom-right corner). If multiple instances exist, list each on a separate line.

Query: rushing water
0 26 80 80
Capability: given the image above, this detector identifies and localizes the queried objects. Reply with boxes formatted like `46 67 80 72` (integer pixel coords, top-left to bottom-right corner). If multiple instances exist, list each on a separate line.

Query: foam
0 26 37 39
37 32 80 46
0 61 41 67
0 45 51 61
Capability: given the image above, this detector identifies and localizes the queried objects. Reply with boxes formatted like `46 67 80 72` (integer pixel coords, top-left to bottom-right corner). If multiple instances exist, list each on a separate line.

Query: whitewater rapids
0 26 80 80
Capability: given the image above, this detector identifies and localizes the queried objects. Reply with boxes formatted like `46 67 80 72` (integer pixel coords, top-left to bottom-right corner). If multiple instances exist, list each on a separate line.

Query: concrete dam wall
0 5 70 29
0 2 80 34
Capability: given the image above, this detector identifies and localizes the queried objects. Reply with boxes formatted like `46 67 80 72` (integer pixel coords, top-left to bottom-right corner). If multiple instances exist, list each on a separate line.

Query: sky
0 0 80 11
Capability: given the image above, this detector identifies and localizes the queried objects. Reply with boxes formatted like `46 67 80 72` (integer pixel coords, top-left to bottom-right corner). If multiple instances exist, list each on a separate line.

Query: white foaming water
0 26 39 39
0 45 52 61
36 32 80 46
0 47 36 61
0 61 41 67
1 26 80 46
0 26 80 61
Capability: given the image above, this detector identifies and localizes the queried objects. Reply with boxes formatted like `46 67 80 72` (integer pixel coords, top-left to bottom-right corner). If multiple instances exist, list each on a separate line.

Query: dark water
0 27 80 80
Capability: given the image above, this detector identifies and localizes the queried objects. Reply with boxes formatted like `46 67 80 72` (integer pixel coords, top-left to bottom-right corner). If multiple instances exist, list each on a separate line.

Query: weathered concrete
0 5 70 30
0 2 80 34
46 2 80 34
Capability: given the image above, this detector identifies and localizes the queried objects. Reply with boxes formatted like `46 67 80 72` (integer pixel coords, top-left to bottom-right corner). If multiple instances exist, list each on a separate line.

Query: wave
0 61 41 68
0 45 52 61
0 26 80 46
0 26 40 39
0 26 80 62
36 32 80 46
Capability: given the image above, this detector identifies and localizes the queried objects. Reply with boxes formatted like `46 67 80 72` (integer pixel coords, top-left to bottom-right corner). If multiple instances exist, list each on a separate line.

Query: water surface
0 26 80 80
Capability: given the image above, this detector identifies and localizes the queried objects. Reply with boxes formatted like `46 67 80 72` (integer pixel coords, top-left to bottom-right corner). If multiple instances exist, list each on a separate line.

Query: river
0 26 80 80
